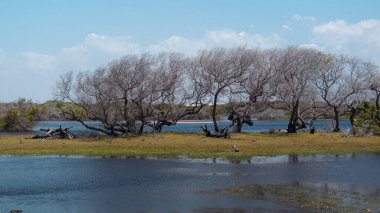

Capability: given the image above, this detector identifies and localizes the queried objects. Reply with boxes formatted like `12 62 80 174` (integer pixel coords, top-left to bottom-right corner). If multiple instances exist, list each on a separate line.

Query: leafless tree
56 69 124 136
271 47 323 133
56 53 208 135
370 67 380 121
55 47 378 136
192 47 251 132
144 53 207 132
314 55 375 131
227 48 281 132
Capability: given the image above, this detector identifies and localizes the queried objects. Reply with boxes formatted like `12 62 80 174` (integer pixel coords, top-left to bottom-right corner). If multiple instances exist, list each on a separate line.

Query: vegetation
354 101 380 135
227 182 380 212
55 46 380 136
0 99 39 131
1 132 380 158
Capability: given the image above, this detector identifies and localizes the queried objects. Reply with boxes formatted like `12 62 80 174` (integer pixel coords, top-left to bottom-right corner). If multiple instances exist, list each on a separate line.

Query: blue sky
1 0 380 102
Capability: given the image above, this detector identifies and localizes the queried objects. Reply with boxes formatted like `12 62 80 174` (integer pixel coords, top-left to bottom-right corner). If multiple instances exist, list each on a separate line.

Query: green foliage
0 99 39 131
354 101 380 136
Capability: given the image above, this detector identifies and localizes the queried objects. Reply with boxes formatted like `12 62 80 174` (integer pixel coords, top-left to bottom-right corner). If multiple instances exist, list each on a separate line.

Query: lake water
19 119 351 135
0 120 352 136
0 154 379 212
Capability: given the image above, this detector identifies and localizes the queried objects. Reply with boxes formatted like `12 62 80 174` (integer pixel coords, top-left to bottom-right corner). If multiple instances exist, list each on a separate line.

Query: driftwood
268 129 288 134
201 125 229 138
31 126 74 139
231 144 239 152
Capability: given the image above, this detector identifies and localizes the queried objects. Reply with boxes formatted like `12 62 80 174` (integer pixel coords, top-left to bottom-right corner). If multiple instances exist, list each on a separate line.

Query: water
0 119 351 135
0 154 379 212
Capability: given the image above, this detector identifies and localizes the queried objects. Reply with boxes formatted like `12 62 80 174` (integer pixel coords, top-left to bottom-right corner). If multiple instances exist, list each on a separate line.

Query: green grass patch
1 132 380 158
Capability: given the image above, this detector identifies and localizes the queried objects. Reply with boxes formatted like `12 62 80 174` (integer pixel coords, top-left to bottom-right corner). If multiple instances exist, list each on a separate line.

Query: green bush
354 101 380 136
0 99 39 132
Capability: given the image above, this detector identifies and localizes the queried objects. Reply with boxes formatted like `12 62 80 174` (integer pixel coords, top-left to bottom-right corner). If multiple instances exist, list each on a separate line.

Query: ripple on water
0 154 379 212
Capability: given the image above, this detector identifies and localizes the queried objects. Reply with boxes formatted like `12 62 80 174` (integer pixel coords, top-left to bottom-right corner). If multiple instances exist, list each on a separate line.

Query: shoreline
1 132 380 159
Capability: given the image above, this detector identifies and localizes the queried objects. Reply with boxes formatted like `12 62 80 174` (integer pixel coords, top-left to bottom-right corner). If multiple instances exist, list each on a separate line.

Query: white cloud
0 49 5 67
22 52 57 74
292 14 316 22
59 33 140 71
0 49 4 60
83 33 140 55
17 33 141 74
282 25 291 31
298 43 319 49
311 19 380 65
147 29 284 55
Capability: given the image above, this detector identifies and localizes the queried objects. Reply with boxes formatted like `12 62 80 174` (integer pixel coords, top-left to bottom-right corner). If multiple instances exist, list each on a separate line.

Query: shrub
353 101 380 136
0 99 39 132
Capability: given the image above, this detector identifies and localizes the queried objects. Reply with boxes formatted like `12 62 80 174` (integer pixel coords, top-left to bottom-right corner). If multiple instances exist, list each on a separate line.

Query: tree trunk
349 106 357 135
211 94 219 132
138 119 144 134
333 107 340 132
375 93 380 121
287 108 298 133
235 121 243 133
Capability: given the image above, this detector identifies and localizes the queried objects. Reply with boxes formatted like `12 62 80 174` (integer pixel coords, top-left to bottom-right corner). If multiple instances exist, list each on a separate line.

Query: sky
1 0 380 102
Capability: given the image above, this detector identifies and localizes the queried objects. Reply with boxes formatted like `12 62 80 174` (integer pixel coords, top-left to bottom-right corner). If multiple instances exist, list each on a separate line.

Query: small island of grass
1 132 380 159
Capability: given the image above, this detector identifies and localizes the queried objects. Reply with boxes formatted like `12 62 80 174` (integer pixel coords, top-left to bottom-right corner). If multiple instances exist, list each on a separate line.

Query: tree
227 48 280 132
272 47 323 133
56 53 207 136
370 73 380 121
139 53 207 133
0 98 39 131
314 55 375 132
192 47 250 132
353 101 380 136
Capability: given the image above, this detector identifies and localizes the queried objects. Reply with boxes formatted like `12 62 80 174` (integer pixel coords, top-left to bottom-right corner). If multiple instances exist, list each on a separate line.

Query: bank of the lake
1 132 380 158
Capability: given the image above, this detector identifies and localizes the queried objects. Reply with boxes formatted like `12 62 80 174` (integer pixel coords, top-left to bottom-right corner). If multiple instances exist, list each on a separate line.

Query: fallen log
31 126 74 139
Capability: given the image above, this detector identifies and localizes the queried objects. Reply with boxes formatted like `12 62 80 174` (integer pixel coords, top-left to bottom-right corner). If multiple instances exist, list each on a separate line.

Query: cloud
311 19 380 65
83 33 140 55
147 29 284 55
292 14 316 22
0 49 4 60
59 33 140 71
22 52 57 74
298 43 319 49
282 25 291 31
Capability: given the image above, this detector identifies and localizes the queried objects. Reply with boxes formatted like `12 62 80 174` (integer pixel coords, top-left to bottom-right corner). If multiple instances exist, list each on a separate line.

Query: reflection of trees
288 154 298 164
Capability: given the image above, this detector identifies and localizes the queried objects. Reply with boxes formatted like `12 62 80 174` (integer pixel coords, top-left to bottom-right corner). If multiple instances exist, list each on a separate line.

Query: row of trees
56 46 380 136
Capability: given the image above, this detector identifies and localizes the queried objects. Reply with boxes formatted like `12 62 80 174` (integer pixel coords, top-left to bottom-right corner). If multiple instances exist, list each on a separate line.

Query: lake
20 119 352 135
0 154 379 212
0 120 352 136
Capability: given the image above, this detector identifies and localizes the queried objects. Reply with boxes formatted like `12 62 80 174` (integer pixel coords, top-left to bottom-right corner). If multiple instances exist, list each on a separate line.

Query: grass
1 132 380 158
227 182 379 212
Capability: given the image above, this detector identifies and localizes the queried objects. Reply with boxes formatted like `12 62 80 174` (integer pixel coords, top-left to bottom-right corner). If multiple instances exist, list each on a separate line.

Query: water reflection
288 154 298 163
0 154 379 212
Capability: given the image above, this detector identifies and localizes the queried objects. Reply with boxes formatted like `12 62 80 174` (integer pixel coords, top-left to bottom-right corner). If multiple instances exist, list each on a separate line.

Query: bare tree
193 47 251 132
145 53 207 132
370 69 380 121
227 48 281 132
56 53 208 135
271 47 323 133
56 69 125 136
314 55 375 131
